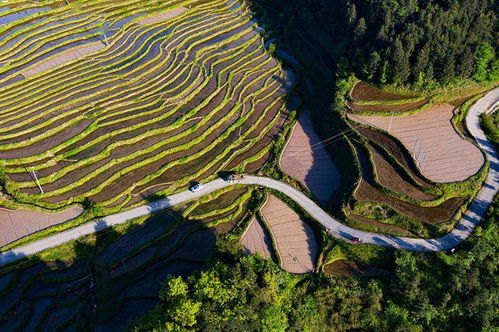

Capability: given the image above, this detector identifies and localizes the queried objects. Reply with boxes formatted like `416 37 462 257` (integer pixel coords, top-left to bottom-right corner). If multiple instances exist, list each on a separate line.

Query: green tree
261 305 288 332
474 42 495 82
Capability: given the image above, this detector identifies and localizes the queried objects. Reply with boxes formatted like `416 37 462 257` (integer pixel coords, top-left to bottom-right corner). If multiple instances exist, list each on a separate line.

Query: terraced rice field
349 103 485 183
0 186 256 330
260 195 318 273
280 110 340 205
0 0 293 215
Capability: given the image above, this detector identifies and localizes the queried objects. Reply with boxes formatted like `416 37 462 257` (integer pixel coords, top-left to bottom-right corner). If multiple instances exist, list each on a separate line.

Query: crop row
0 0 292 211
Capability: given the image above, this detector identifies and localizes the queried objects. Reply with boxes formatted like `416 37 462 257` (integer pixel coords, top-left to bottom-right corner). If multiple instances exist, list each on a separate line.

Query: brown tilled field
350 81 415 102
240 217 274 259
347 99 428 113
260 195 318 273
348 103 485 183
0 205 82 247
280 110 340 205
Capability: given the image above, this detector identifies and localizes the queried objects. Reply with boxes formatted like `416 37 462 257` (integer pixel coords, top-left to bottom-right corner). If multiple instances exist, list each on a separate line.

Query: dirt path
280 110 340 204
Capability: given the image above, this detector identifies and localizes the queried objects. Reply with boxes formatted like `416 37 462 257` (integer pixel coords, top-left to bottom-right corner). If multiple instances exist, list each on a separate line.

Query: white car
189 183 205 192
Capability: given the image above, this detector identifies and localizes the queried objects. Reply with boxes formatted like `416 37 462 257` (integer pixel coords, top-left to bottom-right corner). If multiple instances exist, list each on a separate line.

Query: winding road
0 88 497 266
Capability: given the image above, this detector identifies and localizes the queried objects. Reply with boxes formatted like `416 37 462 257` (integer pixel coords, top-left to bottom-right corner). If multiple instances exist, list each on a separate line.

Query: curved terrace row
0 0 293 215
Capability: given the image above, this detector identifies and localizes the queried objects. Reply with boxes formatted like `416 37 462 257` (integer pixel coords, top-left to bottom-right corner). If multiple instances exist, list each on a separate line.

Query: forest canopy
282 0 498 87
130 199 498 331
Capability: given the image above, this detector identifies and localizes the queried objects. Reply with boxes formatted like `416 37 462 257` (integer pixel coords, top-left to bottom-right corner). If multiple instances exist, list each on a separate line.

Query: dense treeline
131 200 498 331
261 0 498 87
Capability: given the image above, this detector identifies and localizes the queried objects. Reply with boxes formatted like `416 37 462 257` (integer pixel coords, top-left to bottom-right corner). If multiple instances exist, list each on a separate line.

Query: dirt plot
260 195 318 273
21 42 105 77
355 179 465 224
350 81 415 102
137 7 188 26
0 205 82 247
241 217 274 259
349 103 485 183
347 99 427 113
280 110 340 205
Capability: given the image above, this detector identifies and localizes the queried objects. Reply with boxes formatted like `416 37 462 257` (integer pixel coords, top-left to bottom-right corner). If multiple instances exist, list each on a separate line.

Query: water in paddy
0 6 51 26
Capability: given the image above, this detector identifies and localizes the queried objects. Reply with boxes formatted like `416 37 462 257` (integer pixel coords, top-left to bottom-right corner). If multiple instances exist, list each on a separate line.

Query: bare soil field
348 103 485 182
21 42 104 77
280 110 340 205
351 123 435 188
350 81 415 102
241 217 274 259
0 205 82 247
260 195 318 273
136 7 188 26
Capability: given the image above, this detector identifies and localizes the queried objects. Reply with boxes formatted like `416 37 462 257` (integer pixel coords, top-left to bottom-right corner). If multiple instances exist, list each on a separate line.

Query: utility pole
387 111 394 133
122 257 128 273
31 169 43 194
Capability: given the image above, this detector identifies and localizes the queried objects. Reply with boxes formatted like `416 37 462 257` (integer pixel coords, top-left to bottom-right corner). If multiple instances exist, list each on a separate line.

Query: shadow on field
0 208 217 331
247 0 358 214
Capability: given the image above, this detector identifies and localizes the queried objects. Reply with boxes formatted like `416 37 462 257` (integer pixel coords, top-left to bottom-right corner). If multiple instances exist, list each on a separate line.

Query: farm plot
348 103 485 182
346 144 465 237
0 187 256 330
0 0 293 217
240 217 274 259
260 195 318 273
0 205 82 248
280 110 340 205
348 80 427 114
350 81 416 102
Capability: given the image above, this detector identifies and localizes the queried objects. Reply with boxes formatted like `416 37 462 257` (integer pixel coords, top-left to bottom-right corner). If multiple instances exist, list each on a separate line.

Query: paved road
0 88 497 266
